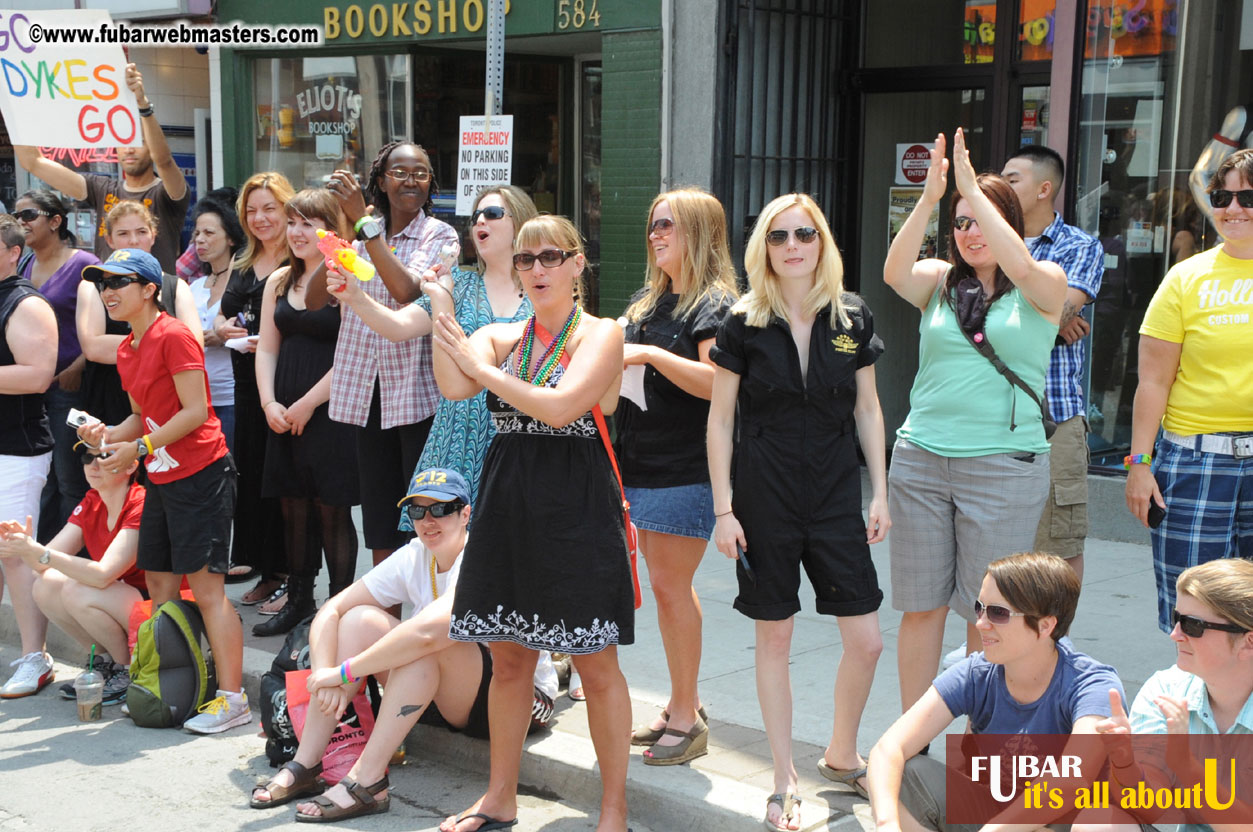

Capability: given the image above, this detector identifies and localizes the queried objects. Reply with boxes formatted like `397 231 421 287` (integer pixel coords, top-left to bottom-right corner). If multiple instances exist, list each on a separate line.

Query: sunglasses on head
93 274 144 291
975 599 1028 624
13 208 49 223
765 226 818 246
648 217 675 237
1172 609 1249 638
513 249 576 271
953 216 979 232
405 500 466 523
471 205 508 223
79 448 114 466
1208 189 1253 209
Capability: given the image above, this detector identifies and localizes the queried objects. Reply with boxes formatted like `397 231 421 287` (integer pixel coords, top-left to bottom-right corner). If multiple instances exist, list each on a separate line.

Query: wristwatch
39 547 51 565
136 438 150 459
356 218 383 243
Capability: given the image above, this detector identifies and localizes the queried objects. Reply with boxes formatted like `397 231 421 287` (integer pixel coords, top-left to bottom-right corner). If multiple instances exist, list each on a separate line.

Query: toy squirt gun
316 229 376 282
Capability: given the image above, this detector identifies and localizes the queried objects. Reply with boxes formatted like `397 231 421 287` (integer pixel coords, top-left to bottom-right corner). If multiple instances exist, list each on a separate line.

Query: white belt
1162 429 1253 458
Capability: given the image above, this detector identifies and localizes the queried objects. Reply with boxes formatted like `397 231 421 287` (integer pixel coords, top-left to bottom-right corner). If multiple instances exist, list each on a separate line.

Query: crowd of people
1 74 1252 832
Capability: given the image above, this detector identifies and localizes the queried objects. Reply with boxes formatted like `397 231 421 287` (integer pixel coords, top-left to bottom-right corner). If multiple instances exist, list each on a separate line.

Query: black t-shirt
83 173 190 273
614 289 734 487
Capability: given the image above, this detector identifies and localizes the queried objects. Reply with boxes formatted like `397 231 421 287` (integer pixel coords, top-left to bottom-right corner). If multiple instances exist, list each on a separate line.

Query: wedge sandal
250 760 326 809
630 705 709 746
643 716 708 766
294 774 389 823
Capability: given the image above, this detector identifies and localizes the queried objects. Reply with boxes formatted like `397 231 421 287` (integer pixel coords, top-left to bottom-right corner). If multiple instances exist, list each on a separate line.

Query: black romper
710 294 885 621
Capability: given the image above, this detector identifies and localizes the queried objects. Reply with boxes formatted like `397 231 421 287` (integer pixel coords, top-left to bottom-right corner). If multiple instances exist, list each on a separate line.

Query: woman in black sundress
430 215 633 832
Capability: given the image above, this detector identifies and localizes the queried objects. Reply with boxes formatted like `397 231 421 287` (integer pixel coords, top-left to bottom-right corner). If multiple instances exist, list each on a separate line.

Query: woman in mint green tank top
881 129 1068 728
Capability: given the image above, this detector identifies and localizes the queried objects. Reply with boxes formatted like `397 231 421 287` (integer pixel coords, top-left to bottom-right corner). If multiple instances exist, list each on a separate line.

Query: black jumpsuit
710 294 885 621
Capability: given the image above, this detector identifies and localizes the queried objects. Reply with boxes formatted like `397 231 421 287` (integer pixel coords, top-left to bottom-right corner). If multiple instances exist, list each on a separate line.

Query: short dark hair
1009 145 1065 188
0 215 24 250
192 192 247 255
1209 147 1253 192
986 552 1080 642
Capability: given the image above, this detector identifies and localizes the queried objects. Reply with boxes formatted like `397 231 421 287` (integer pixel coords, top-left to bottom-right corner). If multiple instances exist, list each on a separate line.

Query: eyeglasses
953 216 979 232
1172 609 1249 638
13 209 49 223
471 206 508 223
93 274 143 291
765 226 818 246
1208 189 1253 209
513 249 576 271
648 217 675 238
79 449 113 466
384 168 432 184
404 500 466 523
975 599 1028 625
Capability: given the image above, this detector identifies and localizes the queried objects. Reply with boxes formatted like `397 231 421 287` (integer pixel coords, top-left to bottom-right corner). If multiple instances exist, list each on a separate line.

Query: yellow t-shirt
1140 247 1253 434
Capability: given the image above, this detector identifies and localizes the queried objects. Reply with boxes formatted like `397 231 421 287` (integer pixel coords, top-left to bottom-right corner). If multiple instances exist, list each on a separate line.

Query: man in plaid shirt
1002 145 1104 582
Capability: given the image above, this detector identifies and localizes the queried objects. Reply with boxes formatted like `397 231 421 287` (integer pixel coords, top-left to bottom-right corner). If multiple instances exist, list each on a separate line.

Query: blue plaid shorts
1150 435 1253 632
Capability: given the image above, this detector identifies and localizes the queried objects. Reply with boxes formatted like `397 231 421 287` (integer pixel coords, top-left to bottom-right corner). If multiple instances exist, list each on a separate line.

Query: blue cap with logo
397 467 472 507
82 248 163 286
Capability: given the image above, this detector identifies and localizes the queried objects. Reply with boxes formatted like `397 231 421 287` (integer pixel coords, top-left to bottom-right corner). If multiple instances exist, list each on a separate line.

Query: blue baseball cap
397 467 471 507
82 248 163 286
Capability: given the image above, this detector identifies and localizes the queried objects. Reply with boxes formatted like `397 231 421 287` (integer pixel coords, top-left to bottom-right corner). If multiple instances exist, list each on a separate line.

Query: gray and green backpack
127 599 217 728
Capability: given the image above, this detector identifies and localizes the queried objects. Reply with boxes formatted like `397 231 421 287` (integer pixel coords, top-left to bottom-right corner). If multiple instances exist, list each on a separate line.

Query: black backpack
260 614 315 766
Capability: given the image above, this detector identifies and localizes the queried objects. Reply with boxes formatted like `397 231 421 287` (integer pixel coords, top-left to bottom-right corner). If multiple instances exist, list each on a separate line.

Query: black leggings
280 498 357 597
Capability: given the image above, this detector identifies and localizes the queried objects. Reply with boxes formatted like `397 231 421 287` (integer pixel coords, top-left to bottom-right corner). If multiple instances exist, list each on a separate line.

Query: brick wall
597 29 662 318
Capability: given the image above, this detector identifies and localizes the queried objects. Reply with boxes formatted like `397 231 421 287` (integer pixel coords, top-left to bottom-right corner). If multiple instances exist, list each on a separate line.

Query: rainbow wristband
1123 453 1152 469
340 659 358 685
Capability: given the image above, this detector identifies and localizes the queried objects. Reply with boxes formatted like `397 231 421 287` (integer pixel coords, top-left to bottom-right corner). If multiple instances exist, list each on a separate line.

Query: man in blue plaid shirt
1002 146 1104 582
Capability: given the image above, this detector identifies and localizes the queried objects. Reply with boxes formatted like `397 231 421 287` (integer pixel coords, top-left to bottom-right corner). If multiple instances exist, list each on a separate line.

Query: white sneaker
183 690 252 734
0 651 54 699
942 643 969 670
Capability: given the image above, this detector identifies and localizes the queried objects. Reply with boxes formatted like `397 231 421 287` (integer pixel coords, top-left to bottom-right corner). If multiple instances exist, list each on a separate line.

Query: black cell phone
1148 503 1166 529
736 542 756 586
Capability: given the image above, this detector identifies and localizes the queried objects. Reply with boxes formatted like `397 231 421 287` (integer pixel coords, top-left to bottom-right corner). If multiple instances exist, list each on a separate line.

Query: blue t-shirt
933 639 1123 735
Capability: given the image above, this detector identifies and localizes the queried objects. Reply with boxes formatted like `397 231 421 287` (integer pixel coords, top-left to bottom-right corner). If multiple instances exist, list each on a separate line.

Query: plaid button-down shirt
328 210 459 429
1028 213 1104 424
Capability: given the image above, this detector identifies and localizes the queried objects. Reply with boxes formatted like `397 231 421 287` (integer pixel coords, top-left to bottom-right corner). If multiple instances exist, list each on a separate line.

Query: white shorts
0 451 52 530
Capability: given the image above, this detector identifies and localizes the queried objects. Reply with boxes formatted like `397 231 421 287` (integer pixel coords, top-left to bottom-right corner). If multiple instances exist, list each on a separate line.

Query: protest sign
0 10 140 148
455 114 513 216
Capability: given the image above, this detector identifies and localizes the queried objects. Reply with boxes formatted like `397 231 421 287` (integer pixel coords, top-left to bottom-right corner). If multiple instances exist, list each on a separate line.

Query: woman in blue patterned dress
326 186 536 514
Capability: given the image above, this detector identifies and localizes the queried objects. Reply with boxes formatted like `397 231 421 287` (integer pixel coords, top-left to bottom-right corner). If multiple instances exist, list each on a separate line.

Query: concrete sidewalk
2 500 1178 831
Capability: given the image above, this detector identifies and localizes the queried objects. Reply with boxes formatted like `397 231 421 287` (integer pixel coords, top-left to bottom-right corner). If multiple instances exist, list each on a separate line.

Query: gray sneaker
183 690 252 734
59 654 111 700
102 664 130 705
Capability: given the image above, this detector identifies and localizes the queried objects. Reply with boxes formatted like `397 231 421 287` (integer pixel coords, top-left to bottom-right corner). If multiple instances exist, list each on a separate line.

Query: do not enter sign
897 143 934 185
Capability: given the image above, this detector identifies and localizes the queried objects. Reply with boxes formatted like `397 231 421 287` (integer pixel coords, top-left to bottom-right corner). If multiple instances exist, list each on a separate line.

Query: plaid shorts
1150 435 1253 632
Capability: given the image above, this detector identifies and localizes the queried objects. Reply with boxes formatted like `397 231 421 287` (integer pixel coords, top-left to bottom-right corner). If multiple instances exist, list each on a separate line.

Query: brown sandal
294 774 390 823
630 705 709 746
643 716 709 766
250 760 326 809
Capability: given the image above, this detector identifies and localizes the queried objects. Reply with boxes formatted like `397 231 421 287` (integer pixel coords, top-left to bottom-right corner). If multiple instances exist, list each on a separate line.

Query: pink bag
285 669 377 784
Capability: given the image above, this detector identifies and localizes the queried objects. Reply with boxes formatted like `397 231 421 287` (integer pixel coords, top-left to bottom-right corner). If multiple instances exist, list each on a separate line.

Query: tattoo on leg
398 704 424 718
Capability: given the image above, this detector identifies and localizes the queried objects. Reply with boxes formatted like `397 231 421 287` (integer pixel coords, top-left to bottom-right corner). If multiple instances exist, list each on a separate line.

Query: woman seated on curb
867 552 1125 832
250 467 556 822
0 442 145 706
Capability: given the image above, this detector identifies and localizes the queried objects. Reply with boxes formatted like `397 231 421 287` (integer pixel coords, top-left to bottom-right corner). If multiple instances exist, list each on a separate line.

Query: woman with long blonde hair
708 193 890 831
619 188 737 764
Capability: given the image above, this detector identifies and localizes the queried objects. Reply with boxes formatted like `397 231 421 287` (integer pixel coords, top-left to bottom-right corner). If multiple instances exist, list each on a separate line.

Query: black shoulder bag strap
159 272 178 317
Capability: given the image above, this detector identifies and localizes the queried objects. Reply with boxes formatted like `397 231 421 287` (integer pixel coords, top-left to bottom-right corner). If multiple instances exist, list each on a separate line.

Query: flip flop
764 792 801 832
453 812 518 830
817 758 869 799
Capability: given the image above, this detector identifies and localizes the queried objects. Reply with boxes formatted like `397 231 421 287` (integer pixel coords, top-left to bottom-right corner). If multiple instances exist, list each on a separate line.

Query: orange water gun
316 229 376 282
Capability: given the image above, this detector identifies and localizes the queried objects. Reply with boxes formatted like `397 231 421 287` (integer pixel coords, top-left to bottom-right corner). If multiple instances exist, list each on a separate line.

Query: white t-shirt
189 276 235 407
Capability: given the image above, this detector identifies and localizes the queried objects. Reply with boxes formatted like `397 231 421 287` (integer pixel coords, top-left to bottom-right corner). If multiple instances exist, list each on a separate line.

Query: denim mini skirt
623 481 715 540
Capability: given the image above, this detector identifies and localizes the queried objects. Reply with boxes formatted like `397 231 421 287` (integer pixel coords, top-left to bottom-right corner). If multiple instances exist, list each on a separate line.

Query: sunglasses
92 274 144 291
765 226 818 246
1172 609 1249 638
13 208 50 223
648 217 675 237
384 168 432 184
471 205 508 224
79 449 114 466
405 500 466 523
1208 189 1253 209
513 249 576 271
975 599 1028 625
953 216 980 232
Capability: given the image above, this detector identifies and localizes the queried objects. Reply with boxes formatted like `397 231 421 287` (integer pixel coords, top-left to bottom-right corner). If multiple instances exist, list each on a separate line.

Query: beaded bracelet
1123 453 1152 469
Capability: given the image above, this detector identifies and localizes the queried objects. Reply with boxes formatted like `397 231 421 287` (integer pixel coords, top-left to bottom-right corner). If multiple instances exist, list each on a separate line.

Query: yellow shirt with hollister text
1140 247 1253 434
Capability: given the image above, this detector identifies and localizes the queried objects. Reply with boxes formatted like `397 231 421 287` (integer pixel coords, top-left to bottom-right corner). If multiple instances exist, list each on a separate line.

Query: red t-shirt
68 483 147 593
116 312 227 484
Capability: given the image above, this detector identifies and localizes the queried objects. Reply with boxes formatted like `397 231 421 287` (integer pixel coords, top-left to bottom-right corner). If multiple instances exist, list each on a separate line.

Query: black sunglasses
384 168 431 184
765 226 818 246
975 599 1028 625
13 208 49 223
405 500 466 523
648 217 675 237
92 274 144 291
1172 609 1249 638
79 449 114 466
953 215 979 232
1208 189 1253 209
471 206 508 223
513 249 576 271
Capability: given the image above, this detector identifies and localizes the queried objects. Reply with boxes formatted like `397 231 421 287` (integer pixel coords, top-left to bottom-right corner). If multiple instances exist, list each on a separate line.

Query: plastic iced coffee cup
75 669 104 722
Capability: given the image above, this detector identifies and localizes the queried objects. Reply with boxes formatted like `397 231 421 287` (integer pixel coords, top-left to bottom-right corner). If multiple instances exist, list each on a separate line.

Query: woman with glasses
868 553 1123 832
883 129 1066 730
251 189 360 638
708 193 889 831
618 188 737 764
433 215 634 832
324 185 537 509
14 191 99 539
1126 148 1253 634
0 444 146 708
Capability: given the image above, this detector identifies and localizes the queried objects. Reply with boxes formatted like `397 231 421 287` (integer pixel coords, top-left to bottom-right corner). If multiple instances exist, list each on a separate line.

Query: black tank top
0 275 53 456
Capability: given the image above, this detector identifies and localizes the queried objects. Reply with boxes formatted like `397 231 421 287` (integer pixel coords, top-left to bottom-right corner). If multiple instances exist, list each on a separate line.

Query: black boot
252 575 316 637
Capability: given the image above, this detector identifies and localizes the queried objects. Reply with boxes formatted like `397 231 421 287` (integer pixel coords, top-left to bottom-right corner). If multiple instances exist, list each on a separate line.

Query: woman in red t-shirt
0 445 146 705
